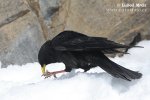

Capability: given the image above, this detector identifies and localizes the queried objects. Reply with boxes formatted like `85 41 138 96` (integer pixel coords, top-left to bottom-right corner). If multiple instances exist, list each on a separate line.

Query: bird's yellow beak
41 64 46 74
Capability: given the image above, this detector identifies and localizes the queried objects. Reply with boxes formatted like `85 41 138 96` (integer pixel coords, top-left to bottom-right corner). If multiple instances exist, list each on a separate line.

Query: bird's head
38 40 52 74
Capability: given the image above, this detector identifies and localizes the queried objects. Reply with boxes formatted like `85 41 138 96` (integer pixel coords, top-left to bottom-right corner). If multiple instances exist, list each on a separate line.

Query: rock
0 0 45 67
0 0 62 67
0 0 150 67
50 0 150 43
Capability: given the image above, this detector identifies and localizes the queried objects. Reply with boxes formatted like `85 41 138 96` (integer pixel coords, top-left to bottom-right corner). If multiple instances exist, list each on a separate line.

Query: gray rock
0 0 45 67
50 0 150 43
0 0 150 67
0 25 44 67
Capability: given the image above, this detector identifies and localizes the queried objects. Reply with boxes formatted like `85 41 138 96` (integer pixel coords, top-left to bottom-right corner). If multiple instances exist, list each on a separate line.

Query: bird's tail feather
98 59 142 81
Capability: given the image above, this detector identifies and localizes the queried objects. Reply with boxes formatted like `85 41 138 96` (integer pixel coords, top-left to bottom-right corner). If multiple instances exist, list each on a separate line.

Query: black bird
38 30 142 81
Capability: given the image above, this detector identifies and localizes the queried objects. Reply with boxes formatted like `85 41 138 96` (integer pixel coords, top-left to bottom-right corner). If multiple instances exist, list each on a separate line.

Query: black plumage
38 30 142 81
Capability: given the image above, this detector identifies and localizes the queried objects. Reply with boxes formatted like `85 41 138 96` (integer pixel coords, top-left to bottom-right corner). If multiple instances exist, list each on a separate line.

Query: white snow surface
0 40 150 100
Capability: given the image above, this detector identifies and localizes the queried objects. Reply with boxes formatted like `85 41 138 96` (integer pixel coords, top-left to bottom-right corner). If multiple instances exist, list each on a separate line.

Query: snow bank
0 40 150 100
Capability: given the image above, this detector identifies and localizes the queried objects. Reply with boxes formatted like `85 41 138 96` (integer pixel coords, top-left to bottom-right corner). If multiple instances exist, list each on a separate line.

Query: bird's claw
42 70 57 78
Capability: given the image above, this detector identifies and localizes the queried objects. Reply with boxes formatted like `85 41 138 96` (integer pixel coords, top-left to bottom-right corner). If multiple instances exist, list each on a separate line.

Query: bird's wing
96 54 142 81
51 31 130 53
51 30 88 46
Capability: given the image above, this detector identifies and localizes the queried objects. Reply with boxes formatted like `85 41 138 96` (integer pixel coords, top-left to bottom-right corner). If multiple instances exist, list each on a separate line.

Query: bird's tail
98 58 142 81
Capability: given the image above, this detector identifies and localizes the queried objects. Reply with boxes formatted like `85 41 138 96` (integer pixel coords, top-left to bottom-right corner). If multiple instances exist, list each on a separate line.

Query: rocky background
0 0 150 67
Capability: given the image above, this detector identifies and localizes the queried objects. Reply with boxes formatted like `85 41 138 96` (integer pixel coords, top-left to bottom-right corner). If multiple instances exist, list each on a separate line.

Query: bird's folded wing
53 36 130 52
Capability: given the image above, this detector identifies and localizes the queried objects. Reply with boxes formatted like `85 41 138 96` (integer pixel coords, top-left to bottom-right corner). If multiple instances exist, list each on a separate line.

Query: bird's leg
43 70 66 78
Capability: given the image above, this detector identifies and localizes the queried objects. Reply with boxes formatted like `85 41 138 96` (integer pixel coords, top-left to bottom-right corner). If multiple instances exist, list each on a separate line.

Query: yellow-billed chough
38 30 142 81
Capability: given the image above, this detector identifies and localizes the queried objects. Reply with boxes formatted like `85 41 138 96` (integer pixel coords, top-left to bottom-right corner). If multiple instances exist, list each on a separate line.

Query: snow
0 40 150 100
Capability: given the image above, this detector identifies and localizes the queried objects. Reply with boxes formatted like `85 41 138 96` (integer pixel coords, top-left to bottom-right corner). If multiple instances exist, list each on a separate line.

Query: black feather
38 30 142 81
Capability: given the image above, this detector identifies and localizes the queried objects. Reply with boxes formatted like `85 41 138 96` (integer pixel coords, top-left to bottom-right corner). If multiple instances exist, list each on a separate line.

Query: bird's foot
42 71 56 78
42 70 65 79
